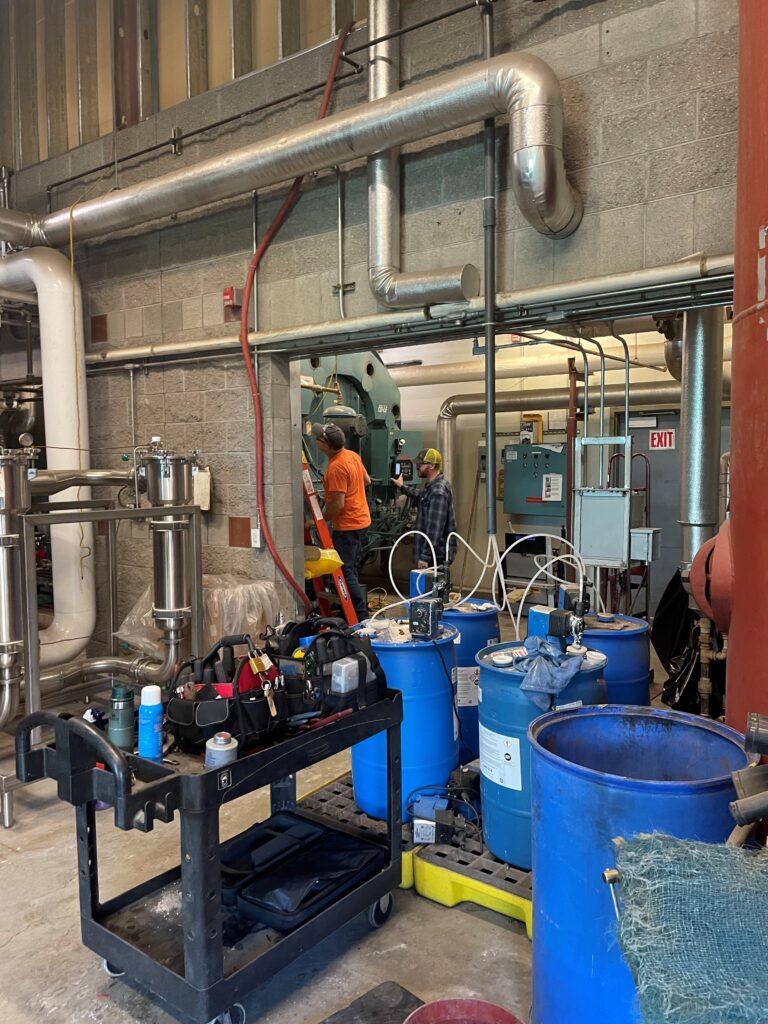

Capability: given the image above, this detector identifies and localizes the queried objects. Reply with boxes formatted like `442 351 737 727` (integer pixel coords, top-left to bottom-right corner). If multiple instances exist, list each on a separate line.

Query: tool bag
165 671 289 754
301 628 388 713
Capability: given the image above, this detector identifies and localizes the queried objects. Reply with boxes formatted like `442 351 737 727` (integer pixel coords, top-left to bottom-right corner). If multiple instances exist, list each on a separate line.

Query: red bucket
404 1000 523 1024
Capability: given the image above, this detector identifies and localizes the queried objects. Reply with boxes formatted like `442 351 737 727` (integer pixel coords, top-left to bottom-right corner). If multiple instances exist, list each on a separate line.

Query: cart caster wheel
367 893 393 928
101 958 124 978
209 1004 246 1024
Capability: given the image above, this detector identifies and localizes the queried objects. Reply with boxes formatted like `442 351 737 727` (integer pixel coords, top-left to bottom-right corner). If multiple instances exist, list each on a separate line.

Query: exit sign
649 429 676 450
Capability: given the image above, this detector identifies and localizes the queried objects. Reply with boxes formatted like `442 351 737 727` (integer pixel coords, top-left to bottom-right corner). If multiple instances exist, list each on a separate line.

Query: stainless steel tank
140 443 195 630
0 449 33 721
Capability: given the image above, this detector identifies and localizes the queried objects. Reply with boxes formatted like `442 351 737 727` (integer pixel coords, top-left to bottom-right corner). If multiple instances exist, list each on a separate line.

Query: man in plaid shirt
392 447 457 567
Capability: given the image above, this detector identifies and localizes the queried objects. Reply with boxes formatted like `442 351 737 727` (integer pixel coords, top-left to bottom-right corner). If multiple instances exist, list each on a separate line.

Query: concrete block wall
6 0 738 631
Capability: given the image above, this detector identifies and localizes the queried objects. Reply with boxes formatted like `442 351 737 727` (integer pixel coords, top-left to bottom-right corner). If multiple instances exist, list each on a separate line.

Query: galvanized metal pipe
482 1 497 535
679 306 725 569
367 0 479 307
0 52 582 250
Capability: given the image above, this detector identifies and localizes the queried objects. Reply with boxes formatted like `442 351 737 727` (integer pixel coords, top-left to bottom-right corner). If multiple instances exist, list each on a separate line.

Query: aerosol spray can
137 685 164 762
205 731 239 768
108 683 135 752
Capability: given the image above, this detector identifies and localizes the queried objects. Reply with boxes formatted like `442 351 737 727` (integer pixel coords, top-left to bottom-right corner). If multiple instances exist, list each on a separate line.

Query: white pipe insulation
0 248 95 667
387 340 734 387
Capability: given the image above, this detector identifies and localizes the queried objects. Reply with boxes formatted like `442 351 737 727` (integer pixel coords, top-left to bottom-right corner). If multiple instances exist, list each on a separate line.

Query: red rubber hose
239 24 354 615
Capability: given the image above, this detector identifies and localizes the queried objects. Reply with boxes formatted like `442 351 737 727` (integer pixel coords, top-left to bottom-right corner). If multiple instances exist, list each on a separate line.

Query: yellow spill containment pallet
413 839 533 939
299 773 417 890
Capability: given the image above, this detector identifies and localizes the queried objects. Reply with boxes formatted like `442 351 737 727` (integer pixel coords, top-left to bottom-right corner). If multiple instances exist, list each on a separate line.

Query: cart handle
16 711 133 797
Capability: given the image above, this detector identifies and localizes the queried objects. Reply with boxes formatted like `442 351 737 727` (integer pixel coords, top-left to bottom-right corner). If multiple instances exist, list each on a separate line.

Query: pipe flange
0 640 24 655
0 534 19 547
150 519 190 532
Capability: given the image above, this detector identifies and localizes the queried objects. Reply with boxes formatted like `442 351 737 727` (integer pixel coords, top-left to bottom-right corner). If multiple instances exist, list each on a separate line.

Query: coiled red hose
239 24 354 615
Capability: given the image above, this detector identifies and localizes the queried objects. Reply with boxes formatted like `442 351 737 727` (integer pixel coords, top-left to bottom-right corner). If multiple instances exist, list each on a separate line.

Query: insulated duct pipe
0 249 95 667
678 306 725 570
0 53 582 250
367 0 480 307
436 375 732 487
387 341 736 387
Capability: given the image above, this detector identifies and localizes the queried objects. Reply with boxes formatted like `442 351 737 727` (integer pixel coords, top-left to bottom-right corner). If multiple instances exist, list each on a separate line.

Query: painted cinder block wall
6 0 738 642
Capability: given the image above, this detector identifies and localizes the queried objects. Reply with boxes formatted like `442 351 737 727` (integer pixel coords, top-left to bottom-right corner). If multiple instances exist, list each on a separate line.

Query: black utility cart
16 692 403 1024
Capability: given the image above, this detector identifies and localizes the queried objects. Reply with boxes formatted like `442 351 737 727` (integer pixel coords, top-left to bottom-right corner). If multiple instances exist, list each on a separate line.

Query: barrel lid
582 613 650 637
358 618 458 647
443 598 498 616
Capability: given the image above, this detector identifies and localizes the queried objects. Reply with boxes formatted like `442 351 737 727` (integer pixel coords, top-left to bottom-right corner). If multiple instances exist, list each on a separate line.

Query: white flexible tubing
385 529 438 605
444 534 496 609
530 555 607 614
514 555 586 640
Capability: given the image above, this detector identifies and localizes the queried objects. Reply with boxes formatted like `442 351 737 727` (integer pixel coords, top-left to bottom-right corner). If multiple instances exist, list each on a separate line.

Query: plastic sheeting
115 574 282 657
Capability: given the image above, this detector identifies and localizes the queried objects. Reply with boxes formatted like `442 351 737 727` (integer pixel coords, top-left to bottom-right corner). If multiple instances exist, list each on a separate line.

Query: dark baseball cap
311 422 346 450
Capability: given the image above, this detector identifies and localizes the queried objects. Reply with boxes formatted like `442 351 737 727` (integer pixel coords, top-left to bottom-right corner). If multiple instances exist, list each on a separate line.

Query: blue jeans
332 528 368 620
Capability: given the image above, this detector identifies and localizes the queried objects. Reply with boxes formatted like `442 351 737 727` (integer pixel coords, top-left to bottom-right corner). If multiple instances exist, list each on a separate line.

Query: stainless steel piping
1 53 582 250
0 450 33 728
39 630 182 690
679 306 725 570
367 0 480 307
437 375 732 487
30 468 135 495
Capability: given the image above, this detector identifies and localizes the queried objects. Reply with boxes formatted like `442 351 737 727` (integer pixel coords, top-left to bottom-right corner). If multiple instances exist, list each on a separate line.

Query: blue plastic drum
442 601 500 762
477 642 606 870
351 622 459 820
529 705 749 1024
581 614 651 705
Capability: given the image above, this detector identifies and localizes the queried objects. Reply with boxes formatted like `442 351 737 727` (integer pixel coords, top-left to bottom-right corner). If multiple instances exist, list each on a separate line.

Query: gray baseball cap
311 422 346 450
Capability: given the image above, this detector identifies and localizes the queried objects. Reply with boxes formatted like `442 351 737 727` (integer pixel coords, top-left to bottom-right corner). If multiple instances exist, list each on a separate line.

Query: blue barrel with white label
351 622 459 820
477 642 606 870
409 571 500 761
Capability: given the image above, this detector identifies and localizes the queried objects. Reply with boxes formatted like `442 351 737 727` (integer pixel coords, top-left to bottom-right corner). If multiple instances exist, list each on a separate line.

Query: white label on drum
452 666 480 707
479 723 522 791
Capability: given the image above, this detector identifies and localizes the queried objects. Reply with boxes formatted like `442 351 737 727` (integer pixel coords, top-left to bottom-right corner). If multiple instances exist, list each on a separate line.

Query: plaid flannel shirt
403 473 457 564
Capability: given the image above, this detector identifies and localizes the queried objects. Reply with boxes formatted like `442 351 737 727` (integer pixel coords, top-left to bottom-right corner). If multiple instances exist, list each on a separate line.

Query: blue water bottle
137 684 163 762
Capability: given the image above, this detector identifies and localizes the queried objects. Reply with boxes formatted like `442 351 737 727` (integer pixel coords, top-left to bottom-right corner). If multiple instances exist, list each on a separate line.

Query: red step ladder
302 455 358 626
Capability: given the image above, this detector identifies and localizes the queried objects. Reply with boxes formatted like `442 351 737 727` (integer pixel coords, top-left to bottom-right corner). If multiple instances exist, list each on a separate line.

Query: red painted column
726 0 768 729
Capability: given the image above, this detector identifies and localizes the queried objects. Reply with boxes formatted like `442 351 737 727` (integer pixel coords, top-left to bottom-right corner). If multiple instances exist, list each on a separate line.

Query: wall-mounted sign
649 429 675 450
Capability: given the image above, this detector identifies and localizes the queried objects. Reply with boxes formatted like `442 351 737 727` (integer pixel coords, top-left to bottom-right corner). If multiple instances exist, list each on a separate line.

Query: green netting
616 834 768 1024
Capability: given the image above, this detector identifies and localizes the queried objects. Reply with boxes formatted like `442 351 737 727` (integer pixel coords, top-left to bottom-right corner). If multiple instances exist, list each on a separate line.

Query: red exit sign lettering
649 429 675 450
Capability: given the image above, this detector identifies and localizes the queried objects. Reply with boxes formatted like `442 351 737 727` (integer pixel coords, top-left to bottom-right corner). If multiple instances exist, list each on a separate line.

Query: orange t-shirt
324 449 371 531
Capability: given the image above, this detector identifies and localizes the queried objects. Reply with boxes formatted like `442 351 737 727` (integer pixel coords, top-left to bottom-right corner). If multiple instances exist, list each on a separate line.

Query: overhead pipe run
0 249 95 668
0 53 582 254
436 374 732 487
385 340 734 387
367 0 480 307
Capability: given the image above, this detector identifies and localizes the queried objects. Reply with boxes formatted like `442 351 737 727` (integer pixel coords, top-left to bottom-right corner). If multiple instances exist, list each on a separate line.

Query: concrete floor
0 721 532 1024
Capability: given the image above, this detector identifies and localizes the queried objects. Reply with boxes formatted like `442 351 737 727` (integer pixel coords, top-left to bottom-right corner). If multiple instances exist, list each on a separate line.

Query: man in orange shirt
312 422 372 620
